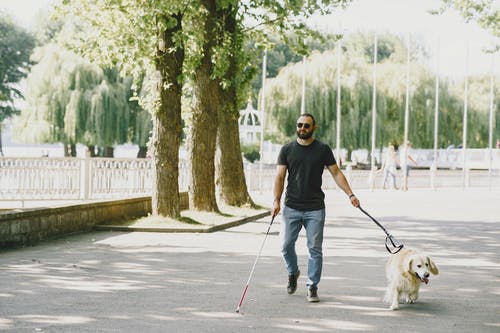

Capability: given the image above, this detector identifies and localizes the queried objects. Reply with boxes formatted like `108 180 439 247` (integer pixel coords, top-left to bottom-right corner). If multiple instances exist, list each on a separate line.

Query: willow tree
263 32 498 152
14 44 131 157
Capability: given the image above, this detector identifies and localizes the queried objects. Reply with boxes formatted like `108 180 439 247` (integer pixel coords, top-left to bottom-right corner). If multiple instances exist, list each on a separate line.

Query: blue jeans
281 206 326 289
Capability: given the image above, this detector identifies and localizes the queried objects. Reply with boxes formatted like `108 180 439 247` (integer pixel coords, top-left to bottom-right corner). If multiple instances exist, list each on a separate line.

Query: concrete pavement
0 188 499 332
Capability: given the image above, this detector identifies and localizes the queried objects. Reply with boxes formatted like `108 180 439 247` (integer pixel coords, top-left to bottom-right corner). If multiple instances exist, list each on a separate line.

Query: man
272 113 360 303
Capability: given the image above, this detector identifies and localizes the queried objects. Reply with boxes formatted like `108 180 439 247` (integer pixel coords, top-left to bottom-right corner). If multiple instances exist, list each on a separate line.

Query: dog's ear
407 257 414 273
427 257 439 275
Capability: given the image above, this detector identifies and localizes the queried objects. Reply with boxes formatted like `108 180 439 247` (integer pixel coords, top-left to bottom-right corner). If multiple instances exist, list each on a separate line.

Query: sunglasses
297 122 312 129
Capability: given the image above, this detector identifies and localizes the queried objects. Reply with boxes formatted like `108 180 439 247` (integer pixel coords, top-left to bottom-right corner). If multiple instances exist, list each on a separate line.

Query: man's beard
297 129 314 140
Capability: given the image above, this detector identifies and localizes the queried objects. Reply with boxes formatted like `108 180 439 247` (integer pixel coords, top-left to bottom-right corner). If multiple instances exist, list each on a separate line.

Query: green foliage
241 143 260 163
13 43 132 147
0 14 36 121
263 32 499 149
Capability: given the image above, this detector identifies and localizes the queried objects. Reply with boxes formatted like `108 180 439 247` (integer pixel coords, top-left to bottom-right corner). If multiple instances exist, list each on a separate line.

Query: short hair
299 113 316 126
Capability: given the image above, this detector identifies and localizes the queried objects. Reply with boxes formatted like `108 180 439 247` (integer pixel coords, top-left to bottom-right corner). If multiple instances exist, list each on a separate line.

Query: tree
59 1 188 217
0 14 36 155
13 44 132 157
189 0 221 212
215 2 256 207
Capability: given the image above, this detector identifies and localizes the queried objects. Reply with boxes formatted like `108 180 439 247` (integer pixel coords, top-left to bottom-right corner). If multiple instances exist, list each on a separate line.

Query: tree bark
150 12 184 217
217 104 255 207
216 3 255 207
189 0 219 212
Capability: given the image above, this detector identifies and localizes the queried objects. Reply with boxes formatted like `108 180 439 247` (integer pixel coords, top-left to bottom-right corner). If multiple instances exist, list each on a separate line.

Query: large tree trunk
216 105 255 207
189 0 219 212
150 12 184 218
216 3 255 207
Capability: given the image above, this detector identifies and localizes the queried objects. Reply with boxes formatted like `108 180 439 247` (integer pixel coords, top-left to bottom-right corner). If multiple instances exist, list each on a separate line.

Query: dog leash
358 206 404 254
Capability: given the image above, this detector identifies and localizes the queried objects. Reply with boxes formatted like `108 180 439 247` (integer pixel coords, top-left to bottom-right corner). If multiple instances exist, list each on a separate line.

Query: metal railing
1 154 499 202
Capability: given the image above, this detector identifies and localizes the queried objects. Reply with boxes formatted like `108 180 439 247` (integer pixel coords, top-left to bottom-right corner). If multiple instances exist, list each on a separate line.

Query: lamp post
258 49 267 192
431 36 440 190
369 33 378 191
488 55 495 189
336 36 342 166
462 42 469 189
402 33 411 191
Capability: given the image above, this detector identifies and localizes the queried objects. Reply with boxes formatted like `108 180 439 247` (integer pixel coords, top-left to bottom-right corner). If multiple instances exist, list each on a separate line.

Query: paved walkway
0 188 499 332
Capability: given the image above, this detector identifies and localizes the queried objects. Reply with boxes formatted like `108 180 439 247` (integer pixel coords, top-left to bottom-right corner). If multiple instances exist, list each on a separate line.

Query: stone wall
0 192 189 248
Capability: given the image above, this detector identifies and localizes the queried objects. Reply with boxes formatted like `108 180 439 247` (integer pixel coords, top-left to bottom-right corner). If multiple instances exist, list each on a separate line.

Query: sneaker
287 270 300 294
307 286 320 302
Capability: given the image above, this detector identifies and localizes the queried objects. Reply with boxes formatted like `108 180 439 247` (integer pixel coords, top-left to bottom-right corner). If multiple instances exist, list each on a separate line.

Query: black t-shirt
277 140 336 211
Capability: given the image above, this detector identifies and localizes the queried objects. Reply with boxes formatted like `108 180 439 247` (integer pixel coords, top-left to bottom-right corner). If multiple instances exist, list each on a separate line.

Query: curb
95 210 271 233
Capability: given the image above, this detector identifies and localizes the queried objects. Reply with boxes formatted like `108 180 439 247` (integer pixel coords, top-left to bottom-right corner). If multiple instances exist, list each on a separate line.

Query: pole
462 42 469 189
258 49 267 193
402 33 410 191
488 55 494 190
336 38 342 166
301 55 306 115
370 33 378 191
432 36 440 190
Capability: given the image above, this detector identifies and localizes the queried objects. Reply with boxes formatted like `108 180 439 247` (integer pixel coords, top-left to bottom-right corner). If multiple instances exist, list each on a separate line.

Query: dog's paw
389 303 399 310
405 297 415 304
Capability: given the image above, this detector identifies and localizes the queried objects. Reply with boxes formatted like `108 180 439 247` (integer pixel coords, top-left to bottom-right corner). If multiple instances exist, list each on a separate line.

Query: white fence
0 153 499 202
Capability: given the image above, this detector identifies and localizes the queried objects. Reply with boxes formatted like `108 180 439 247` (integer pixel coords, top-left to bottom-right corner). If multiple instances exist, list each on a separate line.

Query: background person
400 141 417 191
272 113 360 303
378 144 399 190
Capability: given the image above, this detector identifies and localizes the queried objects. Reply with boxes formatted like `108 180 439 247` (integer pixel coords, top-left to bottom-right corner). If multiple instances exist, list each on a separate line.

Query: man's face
296 116 315 140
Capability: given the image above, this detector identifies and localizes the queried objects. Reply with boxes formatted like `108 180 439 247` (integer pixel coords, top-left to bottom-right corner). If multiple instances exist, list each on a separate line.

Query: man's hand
349 194 360 207
272 199 281 218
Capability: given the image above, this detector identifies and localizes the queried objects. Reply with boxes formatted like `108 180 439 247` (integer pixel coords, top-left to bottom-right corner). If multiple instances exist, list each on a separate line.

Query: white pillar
301 55 306 115
259 49 267 193
370 33 378 191
80 149 91 200
336 38 342 166
402 33 411 191
488 55 495 189
462 42 469 189
431 36 440 190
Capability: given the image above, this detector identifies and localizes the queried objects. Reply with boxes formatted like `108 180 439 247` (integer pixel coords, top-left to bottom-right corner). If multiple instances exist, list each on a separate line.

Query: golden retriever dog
384 248 439 310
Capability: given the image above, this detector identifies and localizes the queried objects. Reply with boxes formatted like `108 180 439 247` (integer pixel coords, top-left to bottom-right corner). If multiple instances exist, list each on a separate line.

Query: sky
0 0 498 78
310 0 499 78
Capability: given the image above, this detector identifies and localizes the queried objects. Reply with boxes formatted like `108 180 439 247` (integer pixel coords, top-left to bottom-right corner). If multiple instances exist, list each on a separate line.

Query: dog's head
407 254 439 284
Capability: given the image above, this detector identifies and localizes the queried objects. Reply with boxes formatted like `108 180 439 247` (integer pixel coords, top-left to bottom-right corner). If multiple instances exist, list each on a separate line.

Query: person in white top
378 144 399 190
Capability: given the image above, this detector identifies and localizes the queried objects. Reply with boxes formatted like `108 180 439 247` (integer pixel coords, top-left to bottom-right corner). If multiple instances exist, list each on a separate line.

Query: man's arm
272 165 287 217
326 164 360 207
